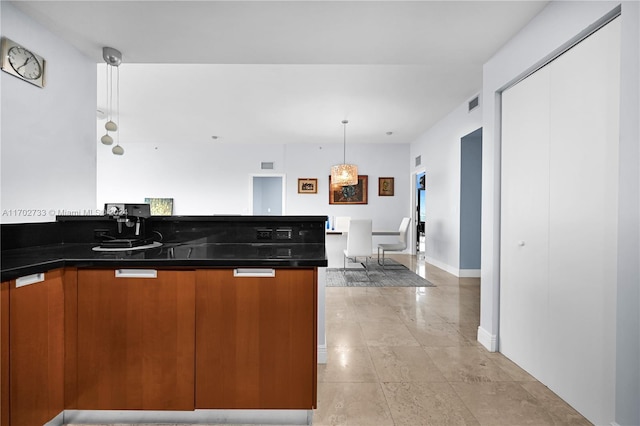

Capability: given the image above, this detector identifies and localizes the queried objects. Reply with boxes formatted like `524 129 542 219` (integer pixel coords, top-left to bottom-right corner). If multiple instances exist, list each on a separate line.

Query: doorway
459 128 482 273
251 175 285 215
416 172 426 256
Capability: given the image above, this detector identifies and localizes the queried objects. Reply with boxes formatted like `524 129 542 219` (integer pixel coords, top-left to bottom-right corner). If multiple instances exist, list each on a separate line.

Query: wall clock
1 37 46 88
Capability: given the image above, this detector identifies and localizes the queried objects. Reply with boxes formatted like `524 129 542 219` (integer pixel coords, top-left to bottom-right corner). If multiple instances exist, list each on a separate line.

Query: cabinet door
196 268 317 409
76 269 195 410
1 281 9 426
8 270 64 426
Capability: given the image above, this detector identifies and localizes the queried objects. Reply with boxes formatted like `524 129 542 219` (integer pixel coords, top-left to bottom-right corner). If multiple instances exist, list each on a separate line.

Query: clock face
8 46 42 80
1 38 46 87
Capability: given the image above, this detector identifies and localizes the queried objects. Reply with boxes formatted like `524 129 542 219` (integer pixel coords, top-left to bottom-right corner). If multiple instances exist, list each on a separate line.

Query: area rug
326 259 434 287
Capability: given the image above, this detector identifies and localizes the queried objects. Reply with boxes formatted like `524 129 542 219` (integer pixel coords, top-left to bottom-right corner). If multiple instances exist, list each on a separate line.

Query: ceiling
12 0 548 146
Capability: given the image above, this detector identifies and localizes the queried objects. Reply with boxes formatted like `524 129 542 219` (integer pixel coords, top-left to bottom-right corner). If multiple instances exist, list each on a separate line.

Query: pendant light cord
116 65 120 146
106 64 111 123
342 119 348 164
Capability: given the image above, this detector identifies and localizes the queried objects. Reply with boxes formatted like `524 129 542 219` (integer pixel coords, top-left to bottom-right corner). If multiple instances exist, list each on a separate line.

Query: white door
500 65 551 377
252 175 284 215
500 17 620 424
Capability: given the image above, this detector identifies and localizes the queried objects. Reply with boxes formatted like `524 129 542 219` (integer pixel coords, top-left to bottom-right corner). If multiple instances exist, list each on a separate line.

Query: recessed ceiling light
386 131 393 136
211 136 219 140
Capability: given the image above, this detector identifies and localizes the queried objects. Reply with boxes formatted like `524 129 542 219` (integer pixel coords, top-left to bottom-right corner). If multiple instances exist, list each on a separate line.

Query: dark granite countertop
1 215 328 281
1 241 327 281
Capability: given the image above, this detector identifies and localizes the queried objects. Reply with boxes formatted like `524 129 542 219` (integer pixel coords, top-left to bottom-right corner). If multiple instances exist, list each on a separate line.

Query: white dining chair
377 217 411 269
334 216 351 232
343 219 372 276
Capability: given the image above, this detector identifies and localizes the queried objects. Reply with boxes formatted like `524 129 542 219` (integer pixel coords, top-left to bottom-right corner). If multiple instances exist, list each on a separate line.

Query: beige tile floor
313 254 592 426
69 254 591 426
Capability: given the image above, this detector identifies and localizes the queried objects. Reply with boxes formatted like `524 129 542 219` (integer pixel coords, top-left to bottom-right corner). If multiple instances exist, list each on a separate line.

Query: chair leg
377 247 386 269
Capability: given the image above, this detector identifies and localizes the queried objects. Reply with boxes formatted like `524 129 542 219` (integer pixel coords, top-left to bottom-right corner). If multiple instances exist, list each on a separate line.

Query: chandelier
100 47 124 155
330 120 358 186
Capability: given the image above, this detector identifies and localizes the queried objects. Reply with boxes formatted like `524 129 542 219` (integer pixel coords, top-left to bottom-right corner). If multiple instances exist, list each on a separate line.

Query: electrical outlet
256 228 273 240
275 228 292 240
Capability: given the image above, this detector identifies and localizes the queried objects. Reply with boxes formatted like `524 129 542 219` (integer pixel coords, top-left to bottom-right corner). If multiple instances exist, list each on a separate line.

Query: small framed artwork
329 175 368 205
144 197 174 215
378 177 394 196
298 178 318 194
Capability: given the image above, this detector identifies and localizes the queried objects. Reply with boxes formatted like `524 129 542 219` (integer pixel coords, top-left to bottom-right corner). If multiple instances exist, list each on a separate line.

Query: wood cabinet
1 280 9 426
76 269 195 410
3 270 65 426
1 265 317 422
195 268 317 409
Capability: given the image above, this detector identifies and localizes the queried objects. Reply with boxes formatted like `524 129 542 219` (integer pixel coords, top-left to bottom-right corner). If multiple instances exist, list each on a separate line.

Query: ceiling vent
468 96 480 112
261 162 274 170
415 155 422 167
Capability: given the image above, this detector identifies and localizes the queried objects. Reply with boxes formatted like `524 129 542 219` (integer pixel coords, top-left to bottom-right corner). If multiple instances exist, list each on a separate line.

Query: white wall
97 140 412 234
0 2 96 224
409 94 482 276
480 1 639 425
616 3 640 425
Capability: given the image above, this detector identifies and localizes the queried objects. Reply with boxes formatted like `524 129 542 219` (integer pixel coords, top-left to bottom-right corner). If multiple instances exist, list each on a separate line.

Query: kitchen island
1 215 327 426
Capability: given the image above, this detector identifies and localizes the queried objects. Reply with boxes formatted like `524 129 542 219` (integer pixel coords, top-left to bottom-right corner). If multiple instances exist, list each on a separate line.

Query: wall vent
468 96 480 112
261 162 274 170
415 155 422 167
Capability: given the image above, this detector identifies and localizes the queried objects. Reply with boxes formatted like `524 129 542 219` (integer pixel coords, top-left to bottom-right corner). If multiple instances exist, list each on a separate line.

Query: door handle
233 268 276 278
16 273 45 287
115 269 158 278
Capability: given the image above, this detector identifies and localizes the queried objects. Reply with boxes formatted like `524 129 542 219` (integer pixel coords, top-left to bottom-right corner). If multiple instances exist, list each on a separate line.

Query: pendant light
330 120 358 186
100 47 124 155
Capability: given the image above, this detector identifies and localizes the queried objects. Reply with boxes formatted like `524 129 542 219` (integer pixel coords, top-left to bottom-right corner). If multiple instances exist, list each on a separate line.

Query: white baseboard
477 326 498 352
458 269 481 278
424 256 459 276
424 257 481 278
44 411 64 426
317 344 327 364
60 409 312 425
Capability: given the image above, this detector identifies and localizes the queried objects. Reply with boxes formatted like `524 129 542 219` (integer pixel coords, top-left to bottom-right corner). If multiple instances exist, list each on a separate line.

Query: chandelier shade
331 163 358 186
331 120 358 186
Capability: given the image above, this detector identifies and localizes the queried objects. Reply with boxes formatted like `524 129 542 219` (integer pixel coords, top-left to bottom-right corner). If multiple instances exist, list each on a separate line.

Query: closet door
546 18 620 414
500 17 620 424
500 65 551 379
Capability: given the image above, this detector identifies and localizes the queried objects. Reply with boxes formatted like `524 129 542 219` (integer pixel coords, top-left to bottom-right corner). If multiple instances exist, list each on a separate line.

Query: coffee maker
101 203 152 248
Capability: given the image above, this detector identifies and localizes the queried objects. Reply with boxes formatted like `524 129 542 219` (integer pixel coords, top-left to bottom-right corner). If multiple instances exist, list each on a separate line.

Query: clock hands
15 56 32 71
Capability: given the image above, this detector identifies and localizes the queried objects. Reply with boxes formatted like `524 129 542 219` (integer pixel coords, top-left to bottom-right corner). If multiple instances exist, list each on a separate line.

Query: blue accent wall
460 128 482 269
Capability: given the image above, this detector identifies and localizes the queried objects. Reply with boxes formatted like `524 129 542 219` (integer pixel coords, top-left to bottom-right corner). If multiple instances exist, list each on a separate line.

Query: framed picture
144 197 174 216
298 178 318 194
378 177 394 196
329 175 368 205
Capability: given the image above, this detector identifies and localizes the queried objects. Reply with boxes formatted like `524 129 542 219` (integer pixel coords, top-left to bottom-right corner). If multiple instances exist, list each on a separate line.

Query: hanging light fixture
330 120 358 186
100 47 124 155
